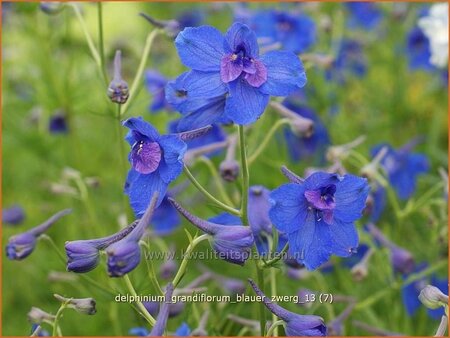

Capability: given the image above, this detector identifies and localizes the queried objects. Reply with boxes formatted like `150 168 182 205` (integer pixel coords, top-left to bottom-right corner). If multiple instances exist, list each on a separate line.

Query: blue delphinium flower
269 168 369 270
176 9 204 29
346 2 382 30
371 140 429 200
149 283 174 336
123 117 187 216
6 209 71 260
282 99 330 163
169 198 254 265
145 70 170 113
2 205 25 225
249 279 327 336
65 220 139 273
175 322 191 336
106 193 159 277
168 22 306 128
246 10 316 54
406 27 434 71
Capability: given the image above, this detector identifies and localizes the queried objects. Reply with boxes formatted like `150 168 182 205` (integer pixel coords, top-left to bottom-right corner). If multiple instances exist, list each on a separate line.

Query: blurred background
2 2 448 336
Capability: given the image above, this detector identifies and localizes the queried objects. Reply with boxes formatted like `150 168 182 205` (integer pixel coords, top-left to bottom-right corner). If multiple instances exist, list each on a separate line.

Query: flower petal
177 96 227 131
224 78 269 125
220 54 243 83
244 59 268 87
259 51 307 96
224 22 259 57
123 117 160 141
157 135 187 183
127 171 167 217
269 183 308 234
175 26 225 72
328 218 359 257
166 71 228 114
334 175 369 223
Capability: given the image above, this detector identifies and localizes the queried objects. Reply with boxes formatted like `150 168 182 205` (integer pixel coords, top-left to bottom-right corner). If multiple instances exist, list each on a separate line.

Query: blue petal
127 171 167 217
157 135 187 184
224 22 259 57
224 78 269 125
401 280 422 316
328 218 359 257
304 172 340 191
259 51 307 96
289 215 333 270
269 183 308 234
166 71 227 114
175 26 224 72
334 175 369 223
151 197 181 235
208 212 242 225
177 96 226 131
123 117 160 141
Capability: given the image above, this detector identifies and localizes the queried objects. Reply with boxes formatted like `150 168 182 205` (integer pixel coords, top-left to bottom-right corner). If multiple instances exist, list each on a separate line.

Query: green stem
52 302 69 336
121 29 161 116
116 104 129 214
97 2 107 82
254 256 266 335
183 165 240 216
238 125 249 225
198 156 235 207
259 243 289 268
270 269 279 336
172 234 209 287
248 118 290 165
140 241 164 296
123 274 156 326
266 320 285 337
70 3 107 86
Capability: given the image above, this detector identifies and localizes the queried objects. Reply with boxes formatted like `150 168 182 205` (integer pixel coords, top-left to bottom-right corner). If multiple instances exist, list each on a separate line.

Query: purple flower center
220 44 267 87
131 140 162 174
304 184 337 224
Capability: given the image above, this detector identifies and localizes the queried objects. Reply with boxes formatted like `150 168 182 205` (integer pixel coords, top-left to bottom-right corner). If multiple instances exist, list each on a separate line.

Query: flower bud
144 299 185 318
390 245 415 275
6 209 71 260
248 279 327 336
54 294 97 315
326 135 366 163
169 198 254 265
107 50 129 104
219 159 240 182
419 285 449 310
27 307 55 324
281 165 304 184
140 12 180 38
149 284 174 336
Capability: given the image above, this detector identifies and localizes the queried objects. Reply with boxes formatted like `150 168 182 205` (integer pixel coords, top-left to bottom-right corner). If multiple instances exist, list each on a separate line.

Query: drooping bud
219 134 239 182
270 101 314 137
350 248 374 281
107 50 129 104
54 294 97 315
326 135 366 163
418 285 449 310
149 283 174 336
27 307 56 324
140 12 180 38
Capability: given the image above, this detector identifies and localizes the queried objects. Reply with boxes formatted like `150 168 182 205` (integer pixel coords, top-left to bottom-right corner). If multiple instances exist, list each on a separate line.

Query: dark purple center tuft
304 184 337 224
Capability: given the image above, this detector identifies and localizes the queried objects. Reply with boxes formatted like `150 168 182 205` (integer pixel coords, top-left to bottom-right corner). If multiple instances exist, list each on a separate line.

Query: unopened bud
219 159 240 182
54 294 97 315
107 50 129 104
40 2 65 15
140 12 180 38
419 285 449 310
27 307 55 324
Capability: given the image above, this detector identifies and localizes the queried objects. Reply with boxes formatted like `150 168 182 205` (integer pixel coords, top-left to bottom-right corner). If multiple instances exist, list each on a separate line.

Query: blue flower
175 322 191 336
242 10 316 54
346 2 382 30
176 9 204 29
282 99 330 163
269 169 369 270
6 209 71 260
406 27 434 71
249 279 327 336
168 22 306 128
169 198 254 265
129 327 149 336
145 70 170 113
123 117 187 216
2 205 25 225
371 140 429 200
150 195 181 236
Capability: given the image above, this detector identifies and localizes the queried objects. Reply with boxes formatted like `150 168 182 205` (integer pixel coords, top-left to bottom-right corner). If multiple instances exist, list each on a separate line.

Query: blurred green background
2 2 448 336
